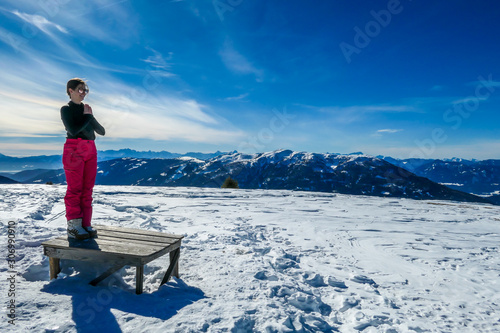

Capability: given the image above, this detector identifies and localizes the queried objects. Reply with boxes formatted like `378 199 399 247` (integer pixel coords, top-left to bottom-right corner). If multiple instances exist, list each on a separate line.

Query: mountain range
381 156 500 196
0 150 226 173
1 149 496 205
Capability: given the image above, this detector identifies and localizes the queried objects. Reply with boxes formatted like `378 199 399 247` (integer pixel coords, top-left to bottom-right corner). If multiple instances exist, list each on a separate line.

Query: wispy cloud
342 105 417 113
0 48 245 147
6 0 140 48
0 142 63 156
12 10 68 36
96 93 244 143
452 96 488 105
295 103 419 124
372 129 403 138
221 93 249 102
376 129 403 134
141 48 176 78
299 104 418 114
0 25 26 52
468 75 500 88
220 39 264 82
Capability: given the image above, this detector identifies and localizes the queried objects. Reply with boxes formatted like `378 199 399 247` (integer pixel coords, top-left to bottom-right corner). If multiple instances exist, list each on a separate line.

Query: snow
1 184 500 332
127 160 147 171
175 157 205 164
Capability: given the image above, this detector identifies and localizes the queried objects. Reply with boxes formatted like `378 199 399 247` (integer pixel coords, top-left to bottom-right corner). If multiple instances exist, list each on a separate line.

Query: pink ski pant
63 139 97 227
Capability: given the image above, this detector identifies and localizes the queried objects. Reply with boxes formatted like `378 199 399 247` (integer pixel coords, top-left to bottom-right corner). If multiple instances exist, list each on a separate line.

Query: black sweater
60 101 105 140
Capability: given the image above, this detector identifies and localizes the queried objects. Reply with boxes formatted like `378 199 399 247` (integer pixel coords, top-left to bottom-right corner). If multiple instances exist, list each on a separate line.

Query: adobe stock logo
237 107 295 154
339 0 405 64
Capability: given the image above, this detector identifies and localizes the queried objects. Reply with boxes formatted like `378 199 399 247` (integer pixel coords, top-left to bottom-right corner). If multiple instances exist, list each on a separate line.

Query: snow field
0 184 499 332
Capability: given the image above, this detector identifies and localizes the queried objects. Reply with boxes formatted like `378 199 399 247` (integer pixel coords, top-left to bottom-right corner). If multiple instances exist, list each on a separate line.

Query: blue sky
1 0 500 159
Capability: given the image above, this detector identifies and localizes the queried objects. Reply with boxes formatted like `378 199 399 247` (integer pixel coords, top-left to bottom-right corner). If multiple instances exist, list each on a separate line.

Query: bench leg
90 264 124 286
49 258 61 280
159 248 180 288
171 250 180 278
136 265 144 295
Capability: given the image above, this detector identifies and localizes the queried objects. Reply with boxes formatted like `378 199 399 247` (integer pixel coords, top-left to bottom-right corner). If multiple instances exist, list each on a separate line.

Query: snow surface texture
1 184 499 333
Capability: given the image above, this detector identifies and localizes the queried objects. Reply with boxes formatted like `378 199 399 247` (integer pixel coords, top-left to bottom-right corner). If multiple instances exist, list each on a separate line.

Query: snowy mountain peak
175 156 205 163
9 149 496 205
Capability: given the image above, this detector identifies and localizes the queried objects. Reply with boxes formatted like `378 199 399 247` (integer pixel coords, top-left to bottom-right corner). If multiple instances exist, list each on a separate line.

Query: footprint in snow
231 315 255 333
269 285 296 298
271 252 300 272
351 275 378 288
303 273 328 287
283 314 336 333
287 292 332 316
339 297 361 312
254 271 278 281
22 258 50 282
327 276 348 289
354 315 392 331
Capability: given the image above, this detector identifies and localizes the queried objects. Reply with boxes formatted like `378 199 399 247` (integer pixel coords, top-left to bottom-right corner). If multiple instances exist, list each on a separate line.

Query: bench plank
96 230 179 245
42 225 183 294
43 237 166 258
95 224 184 239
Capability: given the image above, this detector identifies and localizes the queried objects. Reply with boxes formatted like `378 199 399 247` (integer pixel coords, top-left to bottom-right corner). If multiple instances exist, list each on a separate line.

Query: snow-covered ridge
3 150 500 200
8 149 494 205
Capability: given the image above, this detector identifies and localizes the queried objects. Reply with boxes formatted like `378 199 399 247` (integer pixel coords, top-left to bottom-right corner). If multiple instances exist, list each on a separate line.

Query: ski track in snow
1 184 500 332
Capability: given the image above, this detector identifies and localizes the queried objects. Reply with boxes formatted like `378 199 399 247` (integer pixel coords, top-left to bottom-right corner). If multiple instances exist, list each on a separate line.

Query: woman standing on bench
61 78 105 239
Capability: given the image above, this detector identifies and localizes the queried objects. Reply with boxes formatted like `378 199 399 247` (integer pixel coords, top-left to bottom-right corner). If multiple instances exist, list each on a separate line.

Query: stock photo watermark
206 106 295 187
339 0 405 64
238 106 295 154
410 74 497 161
108 54 170 133
6 221 17 325
384 74 498 185
6 0 70 51
75 276 121 323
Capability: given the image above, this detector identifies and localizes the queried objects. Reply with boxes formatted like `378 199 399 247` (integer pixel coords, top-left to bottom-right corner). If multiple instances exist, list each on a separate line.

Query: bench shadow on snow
41 260 205 333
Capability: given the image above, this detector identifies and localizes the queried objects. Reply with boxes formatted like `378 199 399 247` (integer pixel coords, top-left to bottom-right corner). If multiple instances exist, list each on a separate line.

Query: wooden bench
41 225 184 294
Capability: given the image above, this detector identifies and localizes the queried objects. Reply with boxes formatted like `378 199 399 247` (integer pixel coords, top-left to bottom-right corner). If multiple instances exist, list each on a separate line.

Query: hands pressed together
83 104 93 115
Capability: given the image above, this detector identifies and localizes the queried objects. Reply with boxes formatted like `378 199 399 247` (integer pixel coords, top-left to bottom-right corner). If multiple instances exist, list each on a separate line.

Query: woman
61 78 105 239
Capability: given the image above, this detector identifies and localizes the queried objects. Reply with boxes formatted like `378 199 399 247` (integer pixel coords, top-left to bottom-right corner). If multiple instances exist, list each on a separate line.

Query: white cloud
0 90 62 137
299 103 418 115
343 105 416 113
376 129 403 134
97 98 244 143
371 129 403 138
142 48 172 70
12 10 68 36
295 103 419 124
469 75 500 88
0 25 28 52
141 48 176 79
220 39 264 81
0 142 62 157
452 96 488 105
0 51 245 150
221 93 249 102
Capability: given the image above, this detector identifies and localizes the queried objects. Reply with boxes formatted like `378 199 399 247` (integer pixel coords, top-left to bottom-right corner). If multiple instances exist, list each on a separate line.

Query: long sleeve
91 117 105 136
60 101 105 140
61 106 93 137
